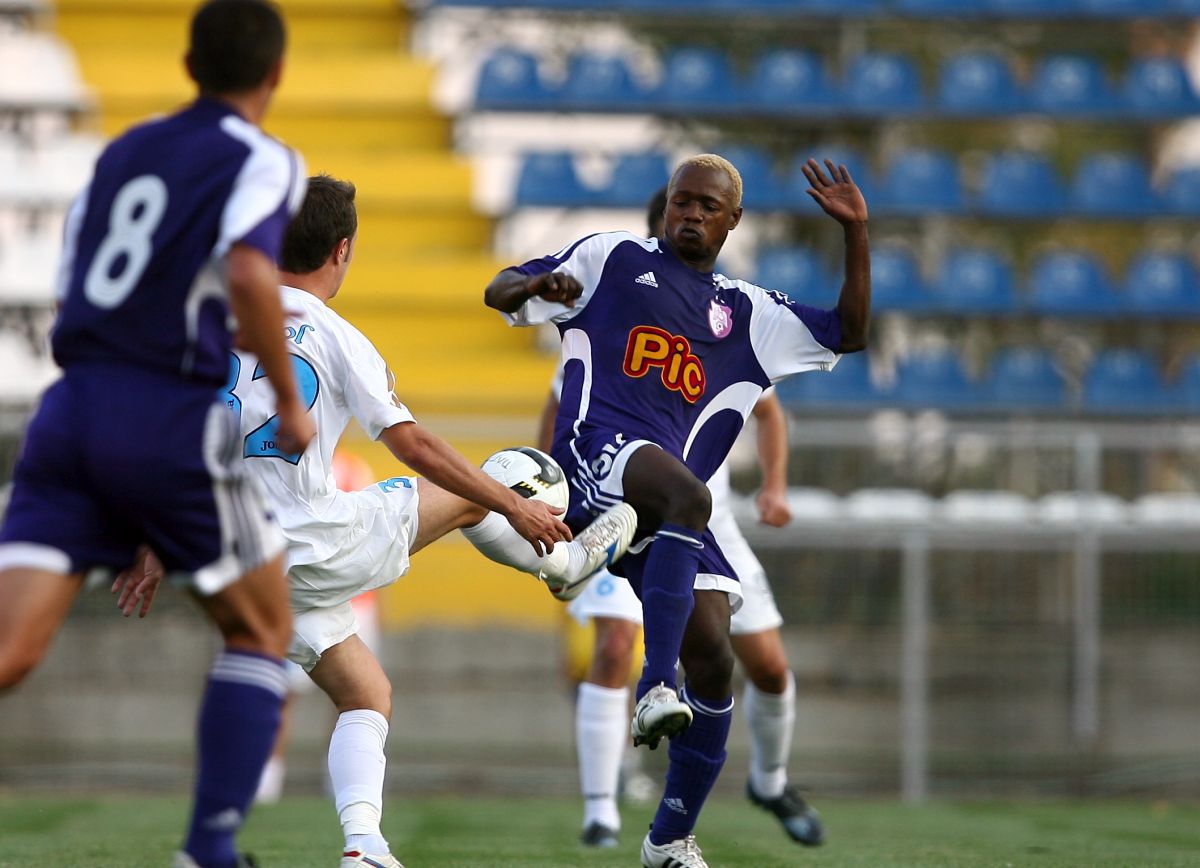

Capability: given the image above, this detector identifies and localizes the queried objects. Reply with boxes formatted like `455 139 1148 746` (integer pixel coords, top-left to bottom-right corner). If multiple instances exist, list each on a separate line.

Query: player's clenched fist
526 271 583 307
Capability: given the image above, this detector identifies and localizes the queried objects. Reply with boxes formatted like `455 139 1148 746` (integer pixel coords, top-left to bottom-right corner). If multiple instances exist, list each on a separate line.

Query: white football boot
641 832 709 868
631 683 693 749
340 849 404 868
539 502 638 600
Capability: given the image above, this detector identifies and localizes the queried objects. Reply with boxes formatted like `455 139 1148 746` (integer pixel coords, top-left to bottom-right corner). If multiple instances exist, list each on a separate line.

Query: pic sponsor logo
622 325 705 403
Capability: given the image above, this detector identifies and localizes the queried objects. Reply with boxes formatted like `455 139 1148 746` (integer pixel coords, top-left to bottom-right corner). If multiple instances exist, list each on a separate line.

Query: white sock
745 671 796 800
576 682 627 830
329 709 391 855
254 755 285 805
460 511 587 580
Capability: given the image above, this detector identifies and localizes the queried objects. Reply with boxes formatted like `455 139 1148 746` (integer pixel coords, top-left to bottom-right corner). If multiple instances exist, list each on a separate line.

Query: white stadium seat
1036 491 1130 526
939 490 1034 524
1130 492 1200 526
843 488 933 523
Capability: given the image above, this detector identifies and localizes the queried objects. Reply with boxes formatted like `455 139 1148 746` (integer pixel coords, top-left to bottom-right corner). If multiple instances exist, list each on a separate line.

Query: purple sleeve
793 304 842 353
238 196 292 262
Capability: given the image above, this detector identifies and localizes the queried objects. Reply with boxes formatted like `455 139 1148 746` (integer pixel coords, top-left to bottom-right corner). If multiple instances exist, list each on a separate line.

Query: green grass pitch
1 794 1198 867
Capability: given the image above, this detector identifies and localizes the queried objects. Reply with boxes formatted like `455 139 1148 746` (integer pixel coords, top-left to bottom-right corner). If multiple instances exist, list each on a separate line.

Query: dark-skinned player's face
664 164 743 268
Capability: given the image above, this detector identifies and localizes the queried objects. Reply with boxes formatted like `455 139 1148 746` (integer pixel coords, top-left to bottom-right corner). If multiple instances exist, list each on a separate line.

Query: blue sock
183 649 287 868
636 524 702 699
650 686 732 845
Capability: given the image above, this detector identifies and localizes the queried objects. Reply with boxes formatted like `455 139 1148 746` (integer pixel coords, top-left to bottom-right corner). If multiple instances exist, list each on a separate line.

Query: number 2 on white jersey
83 175 168 309
224 352 320 465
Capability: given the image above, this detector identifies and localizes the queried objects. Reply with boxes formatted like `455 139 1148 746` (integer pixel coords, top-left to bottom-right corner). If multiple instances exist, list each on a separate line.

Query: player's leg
305 631 400 868
621 445 710 698
0 567 83 689
642 589 733 867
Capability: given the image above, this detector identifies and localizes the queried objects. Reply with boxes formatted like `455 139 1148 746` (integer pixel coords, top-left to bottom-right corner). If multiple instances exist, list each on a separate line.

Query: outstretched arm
378 420 572 555
802 158 871 353
484 269 583 314
751 393 791 528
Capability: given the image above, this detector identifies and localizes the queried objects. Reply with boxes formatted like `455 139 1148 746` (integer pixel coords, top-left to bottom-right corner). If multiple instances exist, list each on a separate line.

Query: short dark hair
280 175 358 274
646 185 668 238
188 0 285 95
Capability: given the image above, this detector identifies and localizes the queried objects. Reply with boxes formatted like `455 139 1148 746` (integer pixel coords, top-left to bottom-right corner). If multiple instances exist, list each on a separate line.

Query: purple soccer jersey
0 99 302 582
53 97 306 386
505 231 840 505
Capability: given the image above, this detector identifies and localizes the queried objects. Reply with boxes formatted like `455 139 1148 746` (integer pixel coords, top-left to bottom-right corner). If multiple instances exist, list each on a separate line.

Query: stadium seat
753 247 837 305
939 491 1034 524
977 151 1066 217
747 49 834 114
871 245 931 311
715 144 779 209
877 148 963 214
1082 349 1173 414
475 48 553 109
656 47 738 111
1028 251 1121 316
1078 0 1169 15
1037 492 1129 526
0 331 58 402
983 0 1077 16
1124 57 1200 118
1161 168 1200 215
0 32 90 112
1029 55 1114 115
937 53 1022 115
983 347 1067 412
932 247 1017 314
844 53 922 114
561 53 647 110
1177 354 1200 411
596 152 671 208
1124 252 1200 316
1131 493 1200 525
775 350 880 410
514 152 592 206
896 0 989 14
843 488 933 524
892 350 978 410
1069 152 1159 217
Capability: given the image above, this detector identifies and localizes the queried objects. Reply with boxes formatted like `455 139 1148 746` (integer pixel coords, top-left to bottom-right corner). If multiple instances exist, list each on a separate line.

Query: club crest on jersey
622 325 705 403
708 299 733 338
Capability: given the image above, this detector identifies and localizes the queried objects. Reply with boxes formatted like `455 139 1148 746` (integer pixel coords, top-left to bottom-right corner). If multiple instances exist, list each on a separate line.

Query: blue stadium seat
1169 0 1200 13
932 248 1017 314
773 0 884 12
1083 350 1173 415
977 151 1066 217
1028 251 1122 316
514 152 592 206
1124 252 1200 316
984 348 1066 412
1177 354 1200 412
983 0 1077 15
1124 57 1200 118
896 0 989 14
475 48 554 110
871 245 932 311
753 247 836 306
715 144 779 210
877 148 963 214
561 53 647 110
775 350 879 410
596 152 671 208
937 53 1022 115
788 146 874 214
1029 55 1115 115
1078 0 1169 14
893 350 978 410
845 53 923 114
1162 168 1200 215
656 47 738 111
747 49 834 114
1069 152 1159 217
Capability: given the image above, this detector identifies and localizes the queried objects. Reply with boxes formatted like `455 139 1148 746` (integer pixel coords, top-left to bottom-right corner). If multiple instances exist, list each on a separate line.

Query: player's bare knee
681 639 734 698
0 641 43 690
747 662 791 695
662 476 712 530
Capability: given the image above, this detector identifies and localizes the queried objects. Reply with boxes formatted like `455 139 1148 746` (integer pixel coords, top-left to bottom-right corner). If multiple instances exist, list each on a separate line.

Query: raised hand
802 158 868 226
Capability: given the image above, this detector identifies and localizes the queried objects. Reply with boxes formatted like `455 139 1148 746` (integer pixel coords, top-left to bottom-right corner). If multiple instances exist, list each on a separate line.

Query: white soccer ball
481 446 569 510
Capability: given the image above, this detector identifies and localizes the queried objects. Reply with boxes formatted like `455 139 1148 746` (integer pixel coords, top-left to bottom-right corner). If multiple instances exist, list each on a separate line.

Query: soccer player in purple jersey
0 3 313 866
486 154 869 867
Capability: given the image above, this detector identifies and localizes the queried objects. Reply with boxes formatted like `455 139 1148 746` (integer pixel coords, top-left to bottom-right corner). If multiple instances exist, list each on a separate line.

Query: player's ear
728 206 743 231
266 58 284 91
183 52 197 85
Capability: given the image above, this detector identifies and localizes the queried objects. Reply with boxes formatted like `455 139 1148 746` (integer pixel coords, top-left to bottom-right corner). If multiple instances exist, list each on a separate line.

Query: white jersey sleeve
735 279 842 382
215 117 307 258
336 327 415 439
501 231 655 327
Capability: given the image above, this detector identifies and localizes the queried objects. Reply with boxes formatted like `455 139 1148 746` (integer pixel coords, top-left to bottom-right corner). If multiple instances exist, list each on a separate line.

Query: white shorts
285 479 419 671
567 505 783 636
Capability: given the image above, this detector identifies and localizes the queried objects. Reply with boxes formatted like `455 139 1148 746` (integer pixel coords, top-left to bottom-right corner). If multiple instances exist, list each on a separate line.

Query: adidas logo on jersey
635 271 659 288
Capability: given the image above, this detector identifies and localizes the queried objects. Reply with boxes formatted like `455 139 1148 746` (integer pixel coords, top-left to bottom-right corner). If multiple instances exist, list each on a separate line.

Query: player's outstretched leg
460 501 638 599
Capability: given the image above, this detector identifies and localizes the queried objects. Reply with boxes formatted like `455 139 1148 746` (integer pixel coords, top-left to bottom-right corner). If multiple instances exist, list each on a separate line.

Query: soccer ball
481 446 569 510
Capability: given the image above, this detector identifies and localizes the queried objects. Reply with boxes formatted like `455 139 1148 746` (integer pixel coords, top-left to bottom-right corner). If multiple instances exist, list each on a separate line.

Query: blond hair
669 153 744 208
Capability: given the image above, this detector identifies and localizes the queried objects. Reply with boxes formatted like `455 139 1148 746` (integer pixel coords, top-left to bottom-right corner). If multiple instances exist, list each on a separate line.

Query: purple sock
650 686 732 845
183 649 287 868
636 524 702 699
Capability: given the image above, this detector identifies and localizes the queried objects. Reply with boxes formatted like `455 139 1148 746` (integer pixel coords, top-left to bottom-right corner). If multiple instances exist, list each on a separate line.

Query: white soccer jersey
228 285 413 567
